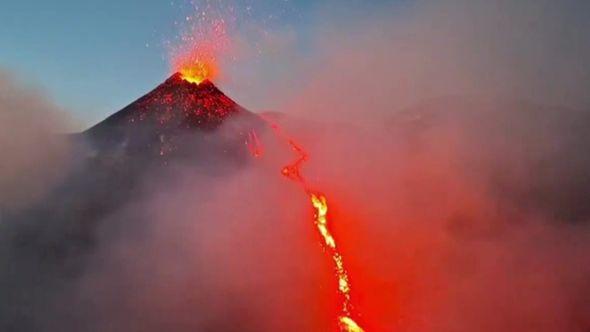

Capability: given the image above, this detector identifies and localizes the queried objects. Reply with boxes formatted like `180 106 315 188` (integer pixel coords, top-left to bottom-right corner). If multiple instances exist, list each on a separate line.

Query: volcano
83 73 262 158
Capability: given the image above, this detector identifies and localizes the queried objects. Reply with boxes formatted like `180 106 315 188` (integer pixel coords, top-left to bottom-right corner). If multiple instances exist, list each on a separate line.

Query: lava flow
169 5 365 328
256 123 366 332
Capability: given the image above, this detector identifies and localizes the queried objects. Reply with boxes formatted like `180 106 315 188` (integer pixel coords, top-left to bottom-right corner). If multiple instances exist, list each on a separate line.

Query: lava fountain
171 3 368 329
169 6 229 85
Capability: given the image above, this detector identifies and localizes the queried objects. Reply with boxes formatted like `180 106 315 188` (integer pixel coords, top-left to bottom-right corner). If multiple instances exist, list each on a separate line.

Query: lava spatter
86 74 244 134
83 73 262 160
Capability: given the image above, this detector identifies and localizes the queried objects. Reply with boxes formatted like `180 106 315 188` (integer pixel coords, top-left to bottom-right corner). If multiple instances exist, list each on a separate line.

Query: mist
226 0 590 330
223 0 590 119
2 0 590 331
0 69 73 211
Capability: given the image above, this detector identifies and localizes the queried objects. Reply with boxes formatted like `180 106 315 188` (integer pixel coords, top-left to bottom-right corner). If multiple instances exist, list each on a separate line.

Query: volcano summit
83 73 262 159
88 73 245 132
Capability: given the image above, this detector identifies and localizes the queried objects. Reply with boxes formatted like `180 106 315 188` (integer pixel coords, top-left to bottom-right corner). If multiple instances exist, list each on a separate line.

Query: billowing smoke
0 69 75 330
2 0 590 331
224 0 590 118
285 99 590 331
0 70 73 210
256 1 590 330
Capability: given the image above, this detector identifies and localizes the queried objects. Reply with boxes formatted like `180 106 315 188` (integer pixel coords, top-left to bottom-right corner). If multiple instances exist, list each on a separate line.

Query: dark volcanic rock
84 73 262 158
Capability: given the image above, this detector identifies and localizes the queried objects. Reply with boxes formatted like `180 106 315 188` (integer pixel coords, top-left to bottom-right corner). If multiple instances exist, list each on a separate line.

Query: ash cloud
2 0 590 331
281 99 590 331
225 0 590 119
0 70 74 210
0 68 75 330
0 68 328 331
247 0 590 331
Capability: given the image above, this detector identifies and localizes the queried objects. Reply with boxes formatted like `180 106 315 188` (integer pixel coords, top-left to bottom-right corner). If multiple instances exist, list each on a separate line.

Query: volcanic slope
84 72 262 158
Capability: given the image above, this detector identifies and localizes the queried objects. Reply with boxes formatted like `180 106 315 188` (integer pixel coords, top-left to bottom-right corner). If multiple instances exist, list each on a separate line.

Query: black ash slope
84 73 263 159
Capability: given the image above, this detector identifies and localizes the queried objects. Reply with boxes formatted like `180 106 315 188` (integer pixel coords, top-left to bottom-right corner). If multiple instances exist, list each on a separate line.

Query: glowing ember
254 122 367 332
169 3 230 84
179 60 217 85
311 194 337 249
173 4 367 328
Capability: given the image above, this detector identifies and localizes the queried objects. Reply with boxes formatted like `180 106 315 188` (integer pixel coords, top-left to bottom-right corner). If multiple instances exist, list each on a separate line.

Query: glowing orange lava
311 193 364 332
255 122 366 332
169 8 228 85
179 59 217 84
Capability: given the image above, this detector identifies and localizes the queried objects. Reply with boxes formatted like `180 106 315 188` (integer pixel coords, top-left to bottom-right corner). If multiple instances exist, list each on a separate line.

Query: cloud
224 0 590 120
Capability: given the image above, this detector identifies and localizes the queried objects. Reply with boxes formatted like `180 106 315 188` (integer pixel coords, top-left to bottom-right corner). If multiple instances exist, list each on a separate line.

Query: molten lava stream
253 123 366 332
310 193 365 332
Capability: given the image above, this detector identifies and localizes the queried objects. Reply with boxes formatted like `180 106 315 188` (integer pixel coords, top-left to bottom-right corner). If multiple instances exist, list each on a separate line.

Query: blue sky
0 0 397 126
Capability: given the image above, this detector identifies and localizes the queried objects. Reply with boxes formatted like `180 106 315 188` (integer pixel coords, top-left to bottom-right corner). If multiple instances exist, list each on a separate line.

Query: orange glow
254 121 367 332
169 8 229 84
340 316 365 332
179 60 217 85
311 194 336 249
311 193 365 332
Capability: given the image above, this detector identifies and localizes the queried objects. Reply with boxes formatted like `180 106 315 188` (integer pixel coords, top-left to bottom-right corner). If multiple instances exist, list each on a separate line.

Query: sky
0 0 397 127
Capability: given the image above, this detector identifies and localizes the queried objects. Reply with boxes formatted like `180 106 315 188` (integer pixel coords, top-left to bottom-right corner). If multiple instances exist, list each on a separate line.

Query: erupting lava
258 123 366 332
169 4 366 328
170 10 228 85
179 59 217 85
